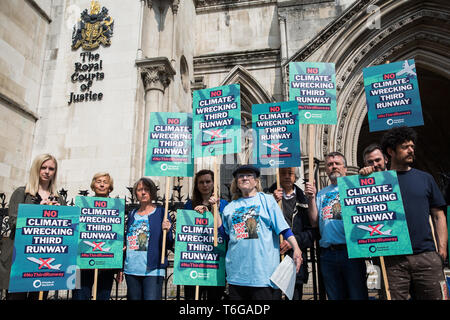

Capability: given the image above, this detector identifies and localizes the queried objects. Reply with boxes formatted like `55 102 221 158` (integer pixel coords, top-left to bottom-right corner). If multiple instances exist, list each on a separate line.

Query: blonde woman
0 154 65 300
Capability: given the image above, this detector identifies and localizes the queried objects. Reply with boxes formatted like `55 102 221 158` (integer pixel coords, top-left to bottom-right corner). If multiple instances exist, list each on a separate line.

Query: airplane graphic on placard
357 224 392 236
83 241 111 252
204 129 227 139
396 60 416 77
27 257 62 270
263 142 288 152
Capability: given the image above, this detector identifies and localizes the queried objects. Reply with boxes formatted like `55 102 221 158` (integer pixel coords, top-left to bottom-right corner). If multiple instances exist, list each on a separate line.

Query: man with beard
305 152 368 300
380 126 447 300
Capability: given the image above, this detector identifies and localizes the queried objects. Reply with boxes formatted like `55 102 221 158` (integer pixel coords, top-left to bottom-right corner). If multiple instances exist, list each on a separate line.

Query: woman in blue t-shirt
211 165 303 300
183 169 228 300
123 177 173 300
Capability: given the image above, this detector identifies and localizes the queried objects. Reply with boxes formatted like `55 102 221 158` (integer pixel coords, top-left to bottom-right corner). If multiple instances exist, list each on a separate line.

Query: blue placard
363 59 424 132
145 112 194 177
252 101 301 168
289 62 337 124
192 84 241 158
338 171 412 258
9 204 80 292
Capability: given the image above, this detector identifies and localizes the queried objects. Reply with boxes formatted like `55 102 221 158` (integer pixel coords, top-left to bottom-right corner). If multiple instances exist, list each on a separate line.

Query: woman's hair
132 177 158 202
191 169 214 208
25 154 58 196
230 176 263 200
90 172 114 194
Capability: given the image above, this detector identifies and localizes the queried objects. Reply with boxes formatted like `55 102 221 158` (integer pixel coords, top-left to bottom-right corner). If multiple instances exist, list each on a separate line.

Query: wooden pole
161 176 170 264
379 256 392 300
429 216 438 250
308 124 315 184
276 168 284 260
92 268 98 300
213 156 219 247
195 285 200 300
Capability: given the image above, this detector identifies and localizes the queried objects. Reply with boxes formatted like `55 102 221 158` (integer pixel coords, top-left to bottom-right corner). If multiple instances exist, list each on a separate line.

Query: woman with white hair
72 172 117 300
0 153 65 299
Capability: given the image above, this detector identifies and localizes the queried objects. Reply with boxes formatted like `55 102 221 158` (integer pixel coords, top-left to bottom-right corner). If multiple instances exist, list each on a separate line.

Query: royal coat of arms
71 1 114 50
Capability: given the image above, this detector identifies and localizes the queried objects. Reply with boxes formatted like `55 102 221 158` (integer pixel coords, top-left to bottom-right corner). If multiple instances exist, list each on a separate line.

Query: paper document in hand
269 255 296 300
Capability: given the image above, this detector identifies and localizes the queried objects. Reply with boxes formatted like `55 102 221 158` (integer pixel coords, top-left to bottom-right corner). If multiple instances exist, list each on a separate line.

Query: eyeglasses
236 173 256 180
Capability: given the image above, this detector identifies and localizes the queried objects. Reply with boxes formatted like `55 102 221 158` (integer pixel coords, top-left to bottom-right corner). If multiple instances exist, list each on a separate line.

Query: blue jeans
125 274 164 300
319 247 368 300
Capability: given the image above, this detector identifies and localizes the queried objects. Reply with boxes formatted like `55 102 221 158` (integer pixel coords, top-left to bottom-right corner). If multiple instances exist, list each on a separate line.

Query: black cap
232 165 261 178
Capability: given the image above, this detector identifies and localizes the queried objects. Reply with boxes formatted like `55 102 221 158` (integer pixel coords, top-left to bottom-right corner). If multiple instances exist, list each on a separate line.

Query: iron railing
0 175 323 300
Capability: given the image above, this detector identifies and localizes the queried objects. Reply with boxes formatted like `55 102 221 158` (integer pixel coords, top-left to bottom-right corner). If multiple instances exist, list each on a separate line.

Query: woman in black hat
205 165 303 300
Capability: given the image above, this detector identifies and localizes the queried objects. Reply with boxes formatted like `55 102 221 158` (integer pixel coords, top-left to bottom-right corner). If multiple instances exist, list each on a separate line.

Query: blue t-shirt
316 184 346 248
221 192 289 287
397 168 446 254
124 209 165 276
184 198 228 214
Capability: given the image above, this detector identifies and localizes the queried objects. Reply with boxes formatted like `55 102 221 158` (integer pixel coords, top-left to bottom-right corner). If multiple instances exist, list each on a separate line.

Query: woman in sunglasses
202 164 302 300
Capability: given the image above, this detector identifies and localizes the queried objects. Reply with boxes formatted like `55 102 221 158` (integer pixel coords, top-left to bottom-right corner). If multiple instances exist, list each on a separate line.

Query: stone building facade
1 0 449 200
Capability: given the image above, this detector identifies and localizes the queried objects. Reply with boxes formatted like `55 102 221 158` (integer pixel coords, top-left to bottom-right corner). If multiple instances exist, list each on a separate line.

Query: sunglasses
236 173 256 180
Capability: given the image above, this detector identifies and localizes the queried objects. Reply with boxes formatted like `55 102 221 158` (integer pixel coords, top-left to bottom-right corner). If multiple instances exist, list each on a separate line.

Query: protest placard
289 62 337 125
145 112 193 177
75 196 125 269
252 101 301 169
192 84 241 158
9 204 80 292
173 210 226 287
144 112 194 262
289 62 337 185
337 170 412 258
363 59 424 132
192 84 241 247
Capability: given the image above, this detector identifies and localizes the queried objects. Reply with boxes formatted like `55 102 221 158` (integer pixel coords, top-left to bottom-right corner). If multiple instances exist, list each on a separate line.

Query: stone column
278 14 289 101
278 14 288 64
136 57 176 178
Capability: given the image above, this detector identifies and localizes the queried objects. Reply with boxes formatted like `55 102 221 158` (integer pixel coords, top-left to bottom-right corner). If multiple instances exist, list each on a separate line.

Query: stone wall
0 0 50 195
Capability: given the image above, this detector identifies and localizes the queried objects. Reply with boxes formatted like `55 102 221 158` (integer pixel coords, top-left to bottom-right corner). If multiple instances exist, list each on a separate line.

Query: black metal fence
0 176 324 301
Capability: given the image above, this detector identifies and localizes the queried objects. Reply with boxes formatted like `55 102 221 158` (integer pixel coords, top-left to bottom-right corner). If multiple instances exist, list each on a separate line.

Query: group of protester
0 126 447 301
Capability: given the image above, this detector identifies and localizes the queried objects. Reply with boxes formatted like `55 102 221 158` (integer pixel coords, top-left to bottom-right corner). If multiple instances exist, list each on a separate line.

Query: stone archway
357 66 450 187
286 0 450 182
332 3 450 186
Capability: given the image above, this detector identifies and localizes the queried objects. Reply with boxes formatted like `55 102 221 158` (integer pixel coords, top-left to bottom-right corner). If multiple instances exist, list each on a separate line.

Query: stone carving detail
141 66 172 91
195 0 259 7
137 58 176 92
146 0 180 13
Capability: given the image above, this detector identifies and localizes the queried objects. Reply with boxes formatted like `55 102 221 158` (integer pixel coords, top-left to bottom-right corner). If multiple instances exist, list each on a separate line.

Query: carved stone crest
71 1 114 51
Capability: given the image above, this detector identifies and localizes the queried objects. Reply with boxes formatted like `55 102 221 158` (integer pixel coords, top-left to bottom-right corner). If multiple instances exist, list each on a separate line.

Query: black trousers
228 284 282 300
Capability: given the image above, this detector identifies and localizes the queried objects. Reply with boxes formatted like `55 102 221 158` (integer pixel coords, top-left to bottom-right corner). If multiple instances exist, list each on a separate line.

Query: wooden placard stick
92 268 98 300
379 256 392 300
213 156 219 247
276 168 284 260
161 176 171 264
195 285 200 300
308 124 315 184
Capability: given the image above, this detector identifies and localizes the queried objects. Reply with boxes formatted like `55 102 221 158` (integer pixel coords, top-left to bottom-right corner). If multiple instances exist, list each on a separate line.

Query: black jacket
269 183 319 284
